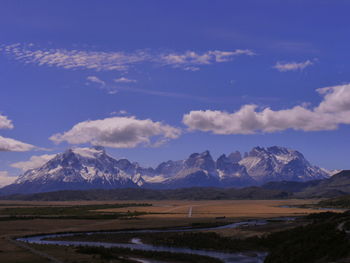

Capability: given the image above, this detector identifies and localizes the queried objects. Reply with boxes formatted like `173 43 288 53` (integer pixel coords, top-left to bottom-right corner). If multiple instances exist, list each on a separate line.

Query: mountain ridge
0 145 332 195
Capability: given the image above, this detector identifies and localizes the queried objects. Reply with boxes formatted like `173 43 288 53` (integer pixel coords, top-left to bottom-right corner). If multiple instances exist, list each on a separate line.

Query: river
17 218 294 263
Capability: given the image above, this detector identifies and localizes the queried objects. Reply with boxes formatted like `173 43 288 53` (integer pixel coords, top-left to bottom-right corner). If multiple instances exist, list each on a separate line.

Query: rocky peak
184 150 216 172
116 159 132 170
228 151 242 163
217 154 248 174
216 154 231 170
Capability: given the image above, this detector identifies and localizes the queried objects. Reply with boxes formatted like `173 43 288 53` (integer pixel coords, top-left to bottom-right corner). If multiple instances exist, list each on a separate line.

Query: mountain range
0 146 332 195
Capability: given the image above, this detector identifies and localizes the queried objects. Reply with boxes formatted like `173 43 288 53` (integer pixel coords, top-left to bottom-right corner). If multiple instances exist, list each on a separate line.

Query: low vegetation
0 203 152 220
318 195 350 208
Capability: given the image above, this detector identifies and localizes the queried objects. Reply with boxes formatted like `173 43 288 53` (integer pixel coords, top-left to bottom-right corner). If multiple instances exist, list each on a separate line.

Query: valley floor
0 199 344 263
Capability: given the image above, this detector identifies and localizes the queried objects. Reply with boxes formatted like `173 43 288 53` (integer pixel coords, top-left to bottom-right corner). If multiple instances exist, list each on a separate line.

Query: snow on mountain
1 145 332 194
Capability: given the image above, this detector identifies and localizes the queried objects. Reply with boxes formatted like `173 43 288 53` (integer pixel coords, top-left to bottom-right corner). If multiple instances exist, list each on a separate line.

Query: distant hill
295 170 350 198
260 170 350 198
0 146 331 195
262 180 322 193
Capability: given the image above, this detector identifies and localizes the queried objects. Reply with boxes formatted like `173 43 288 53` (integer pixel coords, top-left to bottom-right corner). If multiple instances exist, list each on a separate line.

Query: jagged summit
0 146 332 194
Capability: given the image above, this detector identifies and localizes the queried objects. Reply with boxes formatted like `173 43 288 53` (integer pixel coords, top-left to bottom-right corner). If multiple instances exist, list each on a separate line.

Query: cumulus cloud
11 154 57 172
0 171 17 187
273 60 313 72
50 116 181 148
0 135 36 152
2 44 254 71
0 114 14 129
183 84 350 134
114 77 137 83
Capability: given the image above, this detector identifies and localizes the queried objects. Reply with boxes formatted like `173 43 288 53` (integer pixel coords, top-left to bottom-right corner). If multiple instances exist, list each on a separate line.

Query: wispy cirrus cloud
50 116 181 148
1 43 255 72
273 59 314 72
86 76 278 104
110 110 128 116
183 84 350 134
114 77 137 83
0 113 36 152
86 76 106 86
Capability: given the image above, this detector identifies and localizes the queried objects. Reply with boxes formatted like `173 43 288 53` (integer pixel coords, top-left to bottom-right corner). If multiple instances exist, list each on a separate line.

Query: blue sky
1 0 350 184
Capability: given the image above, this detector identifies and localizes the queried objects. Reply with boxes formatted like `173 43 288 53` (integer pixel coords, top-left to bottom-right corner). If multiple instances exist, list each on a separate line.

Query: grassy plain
0 199 343 262
96 199 341 219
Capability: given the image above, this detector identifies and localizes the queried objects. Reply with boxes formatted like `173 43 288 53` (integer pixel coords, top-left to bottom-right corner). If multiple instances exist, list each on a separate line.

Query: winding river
17 218 294 263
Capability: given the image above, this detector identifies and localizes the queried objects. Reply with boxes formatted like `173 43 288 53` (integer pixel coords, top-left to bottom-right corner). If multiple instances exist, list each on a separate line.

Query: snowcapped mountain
0 146 332 194
2 147 147 194
239 146 330 184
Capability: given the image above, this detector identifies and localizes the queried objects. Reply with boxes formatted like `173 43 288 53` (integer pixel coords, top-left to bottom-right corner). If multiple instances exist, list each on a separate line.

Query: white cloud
114 77 137 83
183 84 350 134
315 85 350 113
273 60 313 72
87 76 106 86
2 44 254 72
11 154 56 172
0 114 14 129
50 116 181 148
0 135 36 152
0 114 36 152
0 171 17 187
